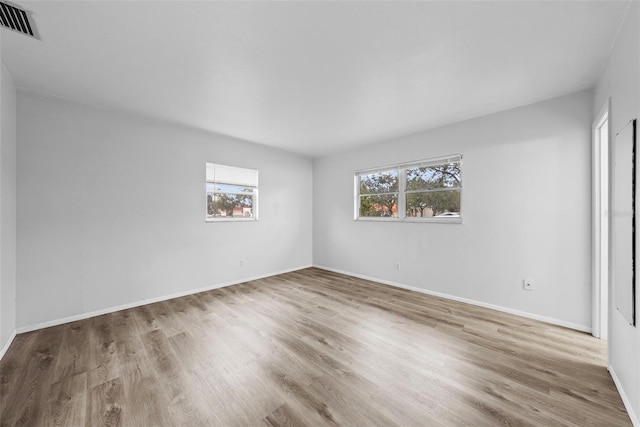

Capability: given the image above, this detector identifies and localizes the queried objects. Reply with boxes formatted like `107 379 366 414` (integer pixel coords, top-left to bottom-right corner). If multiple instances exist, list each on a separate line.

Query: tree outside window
355 155 462 222
206 163 258 221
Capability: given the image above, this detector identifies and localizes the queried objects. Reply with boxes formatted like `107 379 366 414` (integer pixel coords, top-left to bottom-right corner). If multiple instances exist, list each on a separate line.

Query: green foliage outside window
405 163 461 218
359 171 399 217
356 157 462 220
207 184 255 218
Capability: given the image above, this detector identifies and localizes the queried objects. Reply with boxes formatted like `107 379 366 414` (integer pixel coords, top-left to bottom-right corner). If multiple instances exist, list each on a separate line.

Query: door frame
592 99 610 340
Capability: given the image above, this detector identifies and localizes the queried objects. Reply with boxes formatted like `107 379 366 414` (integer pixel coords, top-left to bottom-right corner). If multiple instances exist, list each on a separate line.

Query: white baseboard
313 265 591 333
0 329 17 361
609 365 640 427
16 265 313 334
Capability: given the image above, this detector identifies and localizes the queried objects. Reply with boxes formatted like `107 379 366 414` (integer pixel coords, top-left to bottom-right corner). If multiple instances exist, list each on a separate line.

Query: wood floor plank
86 316 120 390
86 378 123 427
140 329 208 425
44 373 87 426
116 335 167 427
52 322 90 385
3 327 64 426
264 403 310 427
0 331 42 421
0 268 633 426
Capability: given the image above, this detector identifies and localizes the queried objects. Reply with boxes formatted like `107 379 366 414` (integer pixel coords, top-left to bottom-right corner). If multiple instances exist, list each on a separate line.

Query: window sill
355 217 462 224
206 218 258 222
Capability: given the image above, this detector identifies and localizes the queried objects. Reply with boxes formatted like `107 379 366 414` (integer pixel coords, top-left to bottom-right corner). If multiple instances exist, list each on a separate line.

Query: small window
355 155 462 222
206 163 258 221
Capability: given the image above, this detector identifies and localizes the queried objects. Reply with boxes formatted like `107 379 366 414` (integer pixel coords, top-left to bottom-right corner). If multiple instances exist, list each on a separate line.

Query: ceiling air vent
0 1 37 38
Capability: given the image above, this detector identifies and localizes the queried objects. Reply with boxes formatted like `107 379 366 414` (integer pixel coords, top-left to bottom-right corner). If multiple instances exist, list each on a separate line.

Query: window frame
354 154 462 223
206 163 259 222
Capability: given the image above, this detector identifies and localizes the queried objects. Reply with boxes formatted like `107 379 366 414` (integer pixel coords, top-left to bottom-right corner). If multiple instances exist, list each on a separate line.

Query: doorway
593 101 610 340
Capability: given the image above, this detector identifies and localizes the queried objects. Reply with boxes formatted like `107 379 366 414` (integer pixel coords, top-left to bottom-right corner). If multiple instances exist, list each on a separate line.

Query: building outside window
206 163 258 221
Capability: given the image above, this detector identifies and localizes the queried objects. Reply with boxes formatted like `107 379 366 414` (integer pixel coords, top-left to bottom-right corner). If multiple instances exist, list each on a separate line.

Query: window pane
359 194 399 217
406 163 461 191
359 170 399 194
406 190 460 218
207 192 254 218
206 183 254 194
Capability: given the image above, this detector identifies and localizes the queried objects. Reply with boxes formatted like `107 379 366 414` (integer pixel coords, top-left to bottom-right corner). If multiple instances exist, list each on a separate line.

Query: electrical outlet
395 262 401 271
523 278 534 291
240 259 246 268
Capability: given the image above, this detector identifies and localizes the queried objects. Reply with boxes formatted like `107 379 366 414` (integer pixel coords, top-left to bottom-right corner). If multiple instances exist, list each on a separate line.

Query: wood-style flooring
0 268 632 426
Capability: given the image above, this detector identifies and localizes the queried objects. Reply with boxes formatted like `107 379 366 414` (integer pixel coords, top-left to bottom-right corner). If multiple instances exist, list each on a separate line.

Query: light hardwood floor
0 268 632 426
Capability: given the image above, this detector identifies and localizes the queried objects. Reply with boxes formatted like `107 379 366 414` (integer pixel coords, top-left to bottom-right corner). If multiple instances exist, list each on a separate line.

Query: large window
206 163 258 221
355 154 462 222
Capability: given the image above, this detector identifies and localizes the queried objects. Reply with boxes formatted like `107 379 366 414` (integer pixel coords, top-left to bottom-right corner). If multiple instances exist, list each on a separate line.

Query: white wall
0 62 17 352
594 2 640 424
16 91 312 328
314 90 593 330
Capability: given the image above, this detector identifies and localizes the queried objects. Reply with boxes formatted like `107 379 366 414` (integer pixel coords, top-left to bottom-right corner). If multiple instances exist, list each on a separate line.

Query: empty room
1 1 639 426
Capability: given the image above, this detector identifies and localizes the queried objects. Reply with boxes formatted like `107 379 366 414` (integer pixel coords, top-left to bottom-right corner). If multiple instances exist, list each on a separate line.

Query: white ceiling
0 1 631 157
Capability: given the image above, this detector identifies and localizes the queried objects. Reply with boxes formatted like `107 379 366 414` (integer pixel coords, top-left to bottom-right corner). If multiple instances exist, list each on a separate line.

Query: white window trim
206 163 259 222
354 154 463 223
